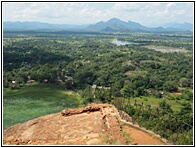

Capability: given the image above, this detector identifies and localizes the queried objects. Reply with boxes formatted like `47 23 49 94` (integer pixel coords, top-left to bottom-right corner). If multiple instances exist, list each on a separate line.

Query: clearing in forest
143 45 188 53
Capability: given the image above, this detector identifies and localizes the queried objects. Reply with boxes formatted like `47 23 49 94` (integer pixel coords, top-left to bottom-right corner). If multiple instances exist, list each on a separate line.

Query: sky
2 2 194 27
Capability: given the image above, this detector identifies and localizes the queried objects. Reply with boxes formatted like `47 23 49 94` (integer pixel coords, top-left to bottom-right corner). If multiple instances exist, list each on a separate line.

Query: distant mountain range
162 22 193 31
3 18 193 32
87 18 148 32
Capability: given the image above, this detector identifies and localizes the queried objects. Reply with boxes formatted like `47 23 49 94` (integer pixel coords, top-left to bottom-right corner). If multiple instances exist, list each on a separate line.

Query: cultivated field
143 45 188 53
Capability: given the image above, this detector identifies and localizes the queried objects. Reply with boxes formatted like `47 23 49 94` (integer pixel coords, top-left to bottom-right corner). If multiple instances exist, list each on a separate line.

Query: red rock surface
3 103 166 145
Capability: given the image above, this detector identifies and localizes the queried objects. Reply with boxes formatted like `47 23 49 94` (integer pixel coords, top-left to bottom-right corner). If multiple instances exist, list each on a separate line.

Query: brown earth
3 103 167 145
123 125 165 145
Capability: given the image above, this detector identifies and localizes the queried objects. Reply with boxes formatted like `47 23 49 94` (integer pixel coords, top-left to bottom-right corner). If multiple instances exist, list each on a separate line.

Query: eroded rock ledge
61 103 107 116
61 103 126 144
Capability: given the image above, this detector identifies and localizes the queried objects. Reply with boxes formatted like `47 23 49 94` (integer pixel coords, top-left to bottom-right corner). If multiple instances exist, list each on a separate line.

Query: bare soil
3 103 166 145
123 125 165 145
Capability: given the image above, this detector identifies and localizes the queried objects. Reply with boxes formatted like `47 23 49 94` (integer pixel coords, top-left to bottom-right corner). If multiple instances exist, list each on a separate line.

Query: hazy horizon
2 2 194 27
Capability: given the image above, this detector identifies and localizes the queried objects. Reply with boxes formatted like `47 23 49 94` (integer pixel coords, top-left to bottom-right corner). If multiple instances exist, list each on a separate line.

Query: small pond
111 39 140 46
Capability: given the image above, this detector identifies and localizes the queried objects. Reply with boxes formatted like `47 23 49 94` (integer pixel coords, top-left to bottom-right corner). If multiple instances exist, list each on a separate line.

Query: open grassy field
3 82 83 130
126 95 192 112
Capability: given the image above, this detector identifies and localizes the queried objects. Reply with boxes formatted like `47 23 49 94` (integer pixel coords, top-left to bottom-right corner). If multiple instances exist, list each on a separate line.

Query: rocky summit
3 104 166 145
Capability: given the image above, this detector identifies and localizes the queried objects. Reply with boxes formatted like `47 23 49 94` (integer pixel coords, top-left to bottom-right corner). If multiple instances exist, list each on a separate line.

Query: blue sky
2 2 193 27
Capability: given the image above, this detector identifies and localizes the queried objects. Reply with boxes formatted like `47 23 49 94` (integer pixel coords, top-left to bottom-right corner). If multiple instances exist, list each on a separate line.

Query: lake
111 39 140 46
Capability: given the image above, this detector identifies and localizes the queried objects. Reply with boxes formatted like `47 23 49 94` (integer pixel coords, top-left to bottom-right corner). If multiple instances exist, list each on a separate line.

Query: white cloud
2 2 193 26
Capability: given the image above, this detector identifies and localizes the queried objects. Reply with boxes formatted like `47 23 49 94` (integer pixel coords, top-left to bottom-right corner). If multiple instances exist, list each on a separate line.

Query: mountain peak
106 18 124 23
108 17 121 21
87 18 147 32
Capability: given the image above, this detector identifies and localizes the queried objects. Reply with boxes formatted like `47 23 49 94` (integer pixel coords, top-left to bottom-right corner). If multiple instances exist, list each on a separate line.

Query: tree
179 103 192 115
178 102 193 125
179 78 190 87
163 81 178 92
159 100 173 113
94 88 111 103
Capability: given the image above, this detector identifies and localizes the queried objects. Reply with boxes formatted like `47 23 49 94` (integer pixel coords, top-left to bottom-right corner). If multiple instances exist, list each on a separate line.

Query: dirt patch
123 125 165 145
127 60 137 67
